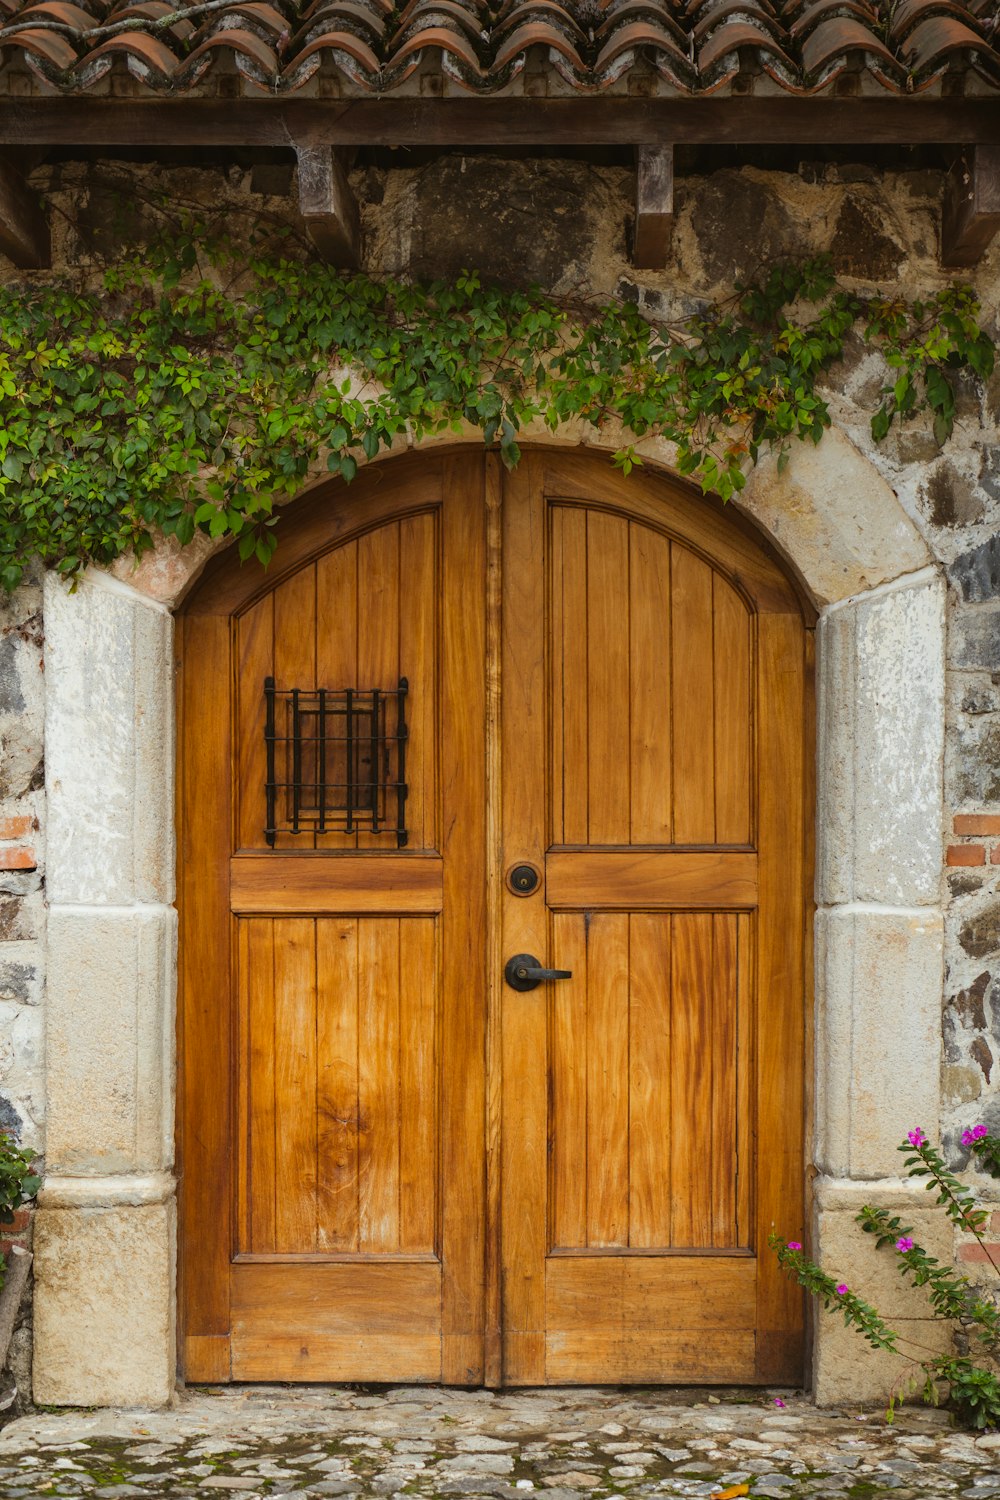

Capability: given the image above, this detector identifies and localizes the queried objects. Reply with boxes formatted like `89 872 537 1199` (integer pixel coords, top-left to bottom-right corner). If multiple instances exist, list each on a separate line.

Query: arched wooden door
178 448 812 1387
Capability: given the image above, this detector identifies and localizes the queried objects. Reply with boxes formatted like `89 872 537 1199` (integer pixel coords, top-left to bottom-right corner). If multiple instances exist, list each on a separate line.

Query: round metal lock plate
507 862 541 896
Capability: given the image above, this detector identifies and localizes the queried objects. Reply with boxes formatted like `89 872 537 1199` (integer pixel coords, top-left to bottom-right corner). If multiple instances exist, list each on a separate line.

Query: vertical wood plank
629 523 672 845
273 566 318 850
316 917 360 1253
550 912 588 1250
628 914 672 1248
315 539 359 851
586 510 631 844
357 917 401 1253
710 913 738 1249
399 918 437 1254
500 453 548 1382
713 575 751 845
356 523 400 851
245 918 276 1254
236 593 274 852
440 454 487 1383
548 505 566 849
558 505 589 847
671 548 716 844
736 911 755 1248
273 918 318 1253
586 913 630 1247
670 913 714 1246
179 613 233 1348
398 512 437 853
484 455 504 1386
755 611 807 1381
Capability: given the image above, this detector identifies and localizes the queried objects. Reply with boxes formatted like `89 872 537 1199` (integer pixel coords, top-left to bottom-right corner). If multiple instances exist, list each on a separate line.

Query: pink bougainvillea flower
973 1124 989 1139
895 1237 914 1252
786 1241 802 1251
835 1284 848 1296
773 1398 786 1408
907 1129 925 1148
962 1128 975 1146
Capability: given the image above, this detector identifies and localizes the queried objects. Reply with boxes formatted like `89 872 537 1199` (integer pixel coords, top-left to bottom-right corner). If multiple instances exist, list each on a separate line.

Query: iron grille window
264 677 408 846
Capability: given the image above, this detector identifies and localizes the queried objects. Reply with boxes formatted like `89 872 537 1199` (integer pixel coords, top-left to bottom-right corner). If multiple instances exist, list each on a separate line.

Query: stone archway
31 428 945 1406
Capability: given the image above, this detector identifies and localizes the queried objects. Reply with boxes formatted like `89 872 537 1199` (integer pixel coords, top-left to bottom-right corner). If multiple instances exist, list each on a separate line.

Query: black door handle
504 953 573 992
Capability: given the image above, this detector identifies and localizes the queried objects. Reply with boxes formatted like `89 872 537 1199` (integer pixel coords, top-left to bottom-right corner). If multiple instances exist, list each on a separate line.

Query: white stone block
815 906 942 1179
33 1198 175 1407
738 425 931 609
817 572 945 907
44 573 174 907
46 906 175 1175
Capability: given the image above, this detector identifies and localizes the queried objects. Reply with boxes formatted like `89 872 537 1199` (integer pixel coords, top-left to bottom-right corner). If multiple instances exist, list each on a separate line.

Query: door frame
33 441 946 1408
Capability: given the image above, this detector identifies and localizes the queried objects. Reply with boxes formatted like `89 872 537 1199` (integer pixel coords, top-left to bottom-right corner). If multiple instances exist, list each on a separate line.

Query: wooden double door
179 449 812 1387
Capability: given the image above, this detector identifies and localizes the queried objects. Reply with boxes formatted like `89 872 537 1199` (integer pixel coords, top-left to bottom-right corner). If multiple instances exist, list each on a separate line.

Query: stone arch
33 429 945 1405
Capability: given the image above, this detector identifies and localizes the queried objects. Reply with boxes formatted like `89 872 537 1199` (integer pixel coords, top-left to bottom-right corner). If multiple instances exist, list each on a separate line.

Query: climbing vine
0 227 993 590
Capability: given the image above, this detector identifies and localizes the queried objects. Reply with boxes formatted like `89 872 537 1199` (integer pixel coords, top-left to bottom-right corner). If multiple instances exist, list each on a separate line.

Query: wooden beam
632 145 673 268
942 145 1000 268
0 154 48 268
295 145 360 266
1 98 999 149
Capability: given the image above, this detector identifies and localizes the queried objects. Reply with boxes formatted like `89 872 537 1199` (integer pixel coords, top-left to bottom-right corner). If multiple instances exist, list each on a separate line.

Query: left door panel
178 454 488 1384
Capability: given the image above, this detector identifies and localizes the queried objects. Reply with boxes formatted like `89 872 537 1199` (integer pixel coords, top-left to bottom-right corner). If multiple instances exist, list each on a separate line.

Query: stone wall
3 148 999 1399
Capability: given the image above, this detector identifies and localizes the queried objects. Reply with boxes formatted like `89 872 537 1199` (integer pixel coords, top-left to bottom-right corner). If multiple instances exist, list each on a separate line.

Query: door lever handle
504 953 573 992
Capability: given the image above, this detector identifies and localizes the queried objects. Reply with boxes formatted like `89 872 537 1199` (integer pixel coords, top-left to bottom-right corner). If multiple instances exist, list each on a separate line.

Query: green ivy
0 229 994 590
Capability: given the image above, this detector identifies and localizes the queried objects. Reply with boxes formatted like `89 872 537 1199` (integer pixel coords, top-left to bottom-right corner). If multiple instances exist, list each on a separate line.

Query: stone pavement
0 1386 998 1500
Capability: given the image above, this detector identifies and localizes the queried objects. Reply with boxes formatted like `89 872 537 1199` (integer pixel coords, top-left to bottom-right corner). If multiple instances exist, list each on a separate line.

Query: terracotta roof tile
0 0 997 95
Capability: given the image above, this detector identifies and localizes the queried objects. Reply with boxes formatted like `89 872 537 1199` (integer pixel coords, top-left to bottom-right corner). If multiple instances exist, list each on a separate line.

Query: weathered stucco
2 149 999 1406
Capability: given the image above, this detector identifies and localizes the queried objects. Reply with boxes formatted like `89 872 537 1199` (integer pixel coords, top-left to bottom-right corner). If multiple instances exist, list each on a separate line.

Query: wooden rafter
632 145 673 269
295 145 360 266
1 98 999 149
942 145 1000 268
0 154 48 269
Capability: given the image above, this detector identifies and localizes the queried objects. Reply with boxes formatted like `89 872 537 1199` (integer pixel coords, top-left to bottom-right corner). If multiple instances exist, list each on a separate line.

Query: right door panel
500 452 811 1386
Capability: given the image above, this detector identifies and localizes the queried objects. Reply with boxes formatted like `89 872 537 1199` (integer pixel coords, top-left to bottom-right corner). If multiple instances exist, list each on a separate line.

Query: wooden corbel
631 145 673 270
295 145 361 267
942 145 1000 268
0 154 49 270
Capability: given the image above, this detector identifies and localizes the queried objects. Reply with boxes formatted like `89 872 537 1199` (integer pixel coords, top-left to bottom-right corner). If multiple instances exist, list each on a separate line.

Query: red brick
0 848 34 871
992 845 1000 865
991 1210 1000 1234
957 1242 1000 1264
0 816 32 841
947 843 985 866
954 814 1000 836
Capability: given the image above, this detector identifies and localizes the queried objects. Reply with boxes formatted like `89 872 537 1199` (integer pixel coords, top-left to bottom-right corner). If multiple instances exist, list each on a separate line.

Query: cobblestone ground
1 1387 999 1500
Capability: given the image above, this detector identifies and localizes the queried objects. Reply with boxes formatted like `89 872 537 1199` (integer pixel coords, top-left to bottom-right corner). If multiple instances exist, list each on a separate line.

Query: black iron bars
263 676 408 847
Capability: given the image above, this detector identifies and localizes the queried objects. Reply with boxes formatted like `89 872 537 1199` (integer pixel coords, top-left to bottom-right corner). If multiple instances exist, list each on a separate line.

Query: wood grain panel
713 574 752 844
552 504 589 846
316 918 360 1252
711 913 739 1248
398 512 437 852
230 855 443 913
273 917 318 1252
670 547 716 843
272 565 318 850
585 914 630 1247
628 914 672 1248
399 919 438 1253
243 918 276 1254
545 850 757 908
545 1331 756 1385
315 538 359 850
236 592 274 852
629 523 672 843
586 510 630 844
669 913 713 1246
356 524 400 852
549 913 588 1251
358 916 401 1252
